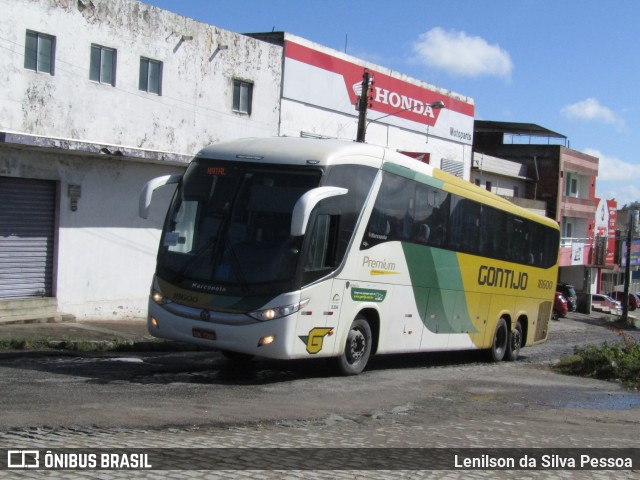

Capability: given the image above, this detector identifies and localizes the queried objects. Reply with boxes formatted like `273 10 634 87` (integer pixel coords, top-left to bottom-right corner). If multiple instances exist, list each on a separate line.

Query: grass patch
0 337 53 351
554 328 640 389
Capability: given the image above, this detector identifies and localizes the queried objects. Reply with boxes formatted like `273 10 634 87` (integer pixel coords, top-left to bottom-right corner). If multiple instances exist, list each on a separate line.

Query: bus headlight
249 299 309 321
151 289 170 305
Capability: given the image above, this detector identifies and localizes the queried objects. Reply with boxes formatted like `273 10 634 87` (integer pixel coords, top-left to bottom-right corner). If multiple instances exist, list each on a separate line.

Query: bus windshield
158 159 322 289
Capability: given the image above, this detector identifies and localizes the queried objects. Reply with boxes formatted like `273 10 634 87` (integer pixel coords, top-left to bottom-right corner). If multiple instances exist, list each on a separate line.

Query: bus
139 137 560 375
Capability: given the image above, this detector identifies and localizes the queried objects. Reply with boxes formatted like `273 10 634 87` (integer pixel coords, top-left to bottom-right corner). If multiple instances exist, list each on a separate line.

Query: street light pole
621 209 638 324
355 70 371 143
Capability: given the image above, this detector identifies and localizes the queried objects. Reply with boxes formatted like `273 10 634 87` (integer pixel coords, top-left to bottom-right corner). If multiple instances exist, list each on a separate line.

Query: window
564 222 573 239
513 186 519 198
305 214 338 272
441 158 464 178
90 44 116 86
303 165 376 284
565 173 579 197
570 178 578 196
232 80 253 114
24 30 55 74
139 57 162 94
485 181 492 192
361 170 559 268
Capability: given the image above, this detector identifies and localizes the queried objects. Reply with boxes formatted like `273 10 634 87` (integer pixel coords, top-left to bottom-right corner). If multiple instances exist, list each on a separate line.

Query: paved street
0 313 639 479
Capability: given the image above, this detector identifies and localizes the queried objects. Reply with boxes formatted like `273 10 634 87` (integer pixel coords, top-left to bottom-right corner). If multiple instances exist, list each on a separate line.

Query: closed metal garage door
0 177 56 299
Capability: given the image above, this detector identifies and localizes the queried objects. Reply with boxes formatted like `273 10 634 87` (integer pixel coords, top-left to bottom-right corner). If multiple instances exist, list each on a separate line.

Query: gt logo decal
299 327 333 354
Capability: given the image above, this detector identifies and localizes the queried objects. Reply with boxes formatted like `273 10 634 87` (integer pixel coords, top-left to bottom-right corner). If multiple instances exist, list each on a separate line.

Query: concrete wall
471 170 528 198
0 145 183 318
1 0 282 154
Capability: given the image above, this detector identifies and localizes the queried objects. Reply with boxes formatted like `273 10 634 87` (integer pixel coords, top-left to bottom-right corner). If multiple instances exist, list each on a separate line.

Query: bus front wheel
336 316 372 376
489 317 508 362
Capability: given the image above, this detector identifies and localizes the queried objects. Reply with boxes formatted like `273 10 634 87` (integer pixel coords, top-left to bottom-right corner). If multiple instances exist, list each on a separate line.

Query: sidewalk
0 318 153 350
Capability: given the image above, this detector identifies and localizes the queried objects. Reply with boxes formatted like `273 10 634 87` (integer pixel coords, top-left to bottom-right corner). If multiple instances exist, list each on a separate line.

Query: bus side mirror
139 174 182 219
290 186 348 236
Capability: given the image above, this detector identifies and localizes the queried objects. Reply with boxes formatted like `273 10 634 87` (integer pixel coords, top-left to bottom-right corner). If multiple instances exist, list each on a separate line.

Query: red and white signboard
282 38 475 145
594 198 618 265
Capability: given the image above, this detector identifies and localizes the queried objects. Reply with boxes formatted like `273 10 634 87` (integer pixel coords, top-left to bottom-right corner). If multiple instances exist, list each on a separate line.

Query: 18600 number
538 279 554 290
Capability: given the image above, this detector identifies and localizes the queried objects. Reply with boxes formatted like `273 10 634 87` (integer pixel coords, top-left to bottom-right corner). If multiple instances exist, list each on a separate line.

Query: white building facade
0 0 282 319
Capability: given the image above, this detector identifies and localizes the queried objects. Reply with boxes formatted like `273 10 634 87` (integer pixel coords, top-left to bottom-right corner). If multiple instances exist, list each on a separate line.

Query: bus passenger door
294 211 347 358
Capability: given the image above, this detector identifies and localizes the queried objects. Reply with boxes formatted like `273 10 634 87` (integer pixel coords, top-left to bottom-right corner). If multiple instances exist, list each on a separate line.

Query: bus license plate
192 327 216 341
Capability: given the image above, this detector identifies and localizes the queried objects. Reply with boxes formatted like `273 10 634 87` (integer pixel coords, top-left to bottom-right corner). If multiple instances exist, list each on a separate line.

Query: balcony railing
560 237 593 249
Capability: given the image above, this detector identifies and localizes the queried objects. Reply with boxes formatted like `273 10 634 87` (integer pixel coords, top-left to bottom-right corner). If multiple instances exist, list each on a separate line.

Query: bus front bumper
147 300 297 359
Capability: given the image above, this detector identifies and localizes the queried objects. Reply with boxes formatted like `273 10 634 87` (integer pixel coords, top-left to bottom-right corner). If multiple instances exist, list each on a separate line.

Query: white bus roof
195 136 557 229
196 136 395 169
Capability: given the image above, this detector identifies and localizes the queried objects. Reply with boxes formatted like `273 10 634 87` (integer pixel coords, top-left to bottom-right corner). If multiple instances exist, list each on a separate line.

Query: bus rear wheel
336 316 372 376
505 319 523 361
488 317 508 362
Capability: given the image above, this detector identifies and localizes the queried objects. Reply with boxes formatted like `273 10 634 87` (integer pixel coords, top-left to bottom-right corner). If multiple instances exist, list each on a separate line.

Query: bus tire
488 317 508 362
505 319 523 361
336 316 372 376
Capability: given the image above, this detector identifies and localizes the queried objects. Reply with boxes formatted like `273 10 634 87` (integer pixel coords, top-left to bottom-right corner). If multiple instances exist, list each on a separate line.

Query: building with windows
0 0 282 320
471 151 546 217
472 121 617 308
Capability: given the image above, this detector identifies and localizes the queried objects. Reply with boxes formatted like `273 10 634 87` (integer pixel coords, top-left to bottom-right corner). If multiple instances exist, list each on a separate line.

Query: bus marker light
150 317 159 328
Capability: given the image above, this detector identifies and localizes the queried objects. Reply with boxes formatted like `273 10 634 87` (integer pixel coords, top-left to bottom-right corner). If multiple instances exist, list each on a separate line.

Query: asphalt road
0 313 639 478
0 312 638 428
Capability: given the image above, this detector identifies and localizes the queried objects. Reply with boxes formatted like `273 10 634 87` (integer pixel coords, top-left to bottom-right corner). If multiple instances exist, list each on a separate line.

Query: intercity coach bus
139 137 560 375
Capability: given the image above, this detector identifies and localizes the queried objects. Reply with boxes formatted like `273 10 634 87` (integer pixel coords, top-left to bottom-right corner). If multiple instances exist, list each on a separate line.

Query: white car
591 294 622 315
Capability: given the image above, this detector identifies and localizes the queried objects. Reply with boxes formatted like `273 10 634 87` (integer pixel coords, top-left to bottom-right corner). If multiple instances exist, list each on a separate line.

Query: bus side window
449 197 480 254
413 184 447 247
165 200 197 253
362 171 413 248
304 213 339 272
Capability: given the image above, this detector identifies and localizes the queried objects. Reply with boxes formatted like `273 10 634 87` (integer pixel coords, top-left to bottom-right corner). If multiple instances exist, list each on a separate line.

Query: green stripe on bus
402 243 477 334
382 162 445 189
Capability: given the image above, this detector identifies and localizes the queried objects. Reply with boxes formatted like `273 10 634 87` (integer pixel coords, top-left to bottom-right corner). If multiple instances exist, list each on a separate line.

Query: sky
144 0 640 208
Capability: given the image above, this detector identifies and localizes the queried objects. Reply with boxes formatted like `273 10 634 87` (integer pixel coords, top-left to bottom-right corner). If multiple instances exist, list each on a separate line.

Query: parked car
591 294 622 315
556 283 577 312
608 291 639 311
552 291 568 320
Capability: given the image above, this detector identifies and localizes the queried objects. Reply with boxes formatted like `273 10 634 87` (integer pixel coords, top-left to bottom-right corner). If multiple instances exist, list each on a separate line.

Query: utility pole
621 209 638 324
355 70 371 143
